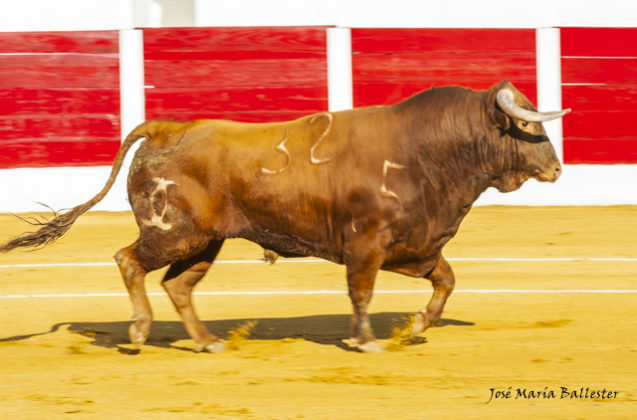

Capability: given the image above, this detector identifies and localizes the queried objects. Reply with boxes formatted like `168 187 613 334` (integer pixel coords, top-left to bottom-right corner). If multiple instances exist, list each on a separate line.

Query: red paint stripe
562 57 637 85
562 85 637 112
145 109 322 124
560 108 637 165
352 28 536 107
0 31 120 168
0 115 119 141
0 31 118 54
353 82 537 108
144 58 327 88
563 110 637 140
353 77 536 108
0 89 119 115
351 28 535 53
0 55 119 89
561 27 637 57
353 53 535 81
144 50 325 61
145 87 326 121
561 28 637 164
143 27 327 56
0 139 121 169
563 138 637 164
144 27 328 124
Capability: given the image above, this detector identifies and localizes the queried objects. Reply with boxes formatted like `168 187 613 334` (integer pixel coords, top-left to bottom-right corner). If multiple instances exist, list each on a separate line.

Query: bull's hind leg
161 240 226 353
412 256 456 335
114 242 153 346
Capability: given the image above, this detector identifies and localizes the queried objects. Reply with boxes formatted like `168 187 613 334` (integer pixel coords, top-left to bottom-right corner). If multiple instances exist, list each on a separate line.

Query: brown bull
1 81 569 353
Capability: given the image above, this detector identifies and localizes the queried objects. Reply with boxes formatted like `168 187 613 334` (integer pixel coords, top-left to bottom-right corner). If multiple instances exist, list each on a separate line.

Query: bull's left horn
496 89 571 122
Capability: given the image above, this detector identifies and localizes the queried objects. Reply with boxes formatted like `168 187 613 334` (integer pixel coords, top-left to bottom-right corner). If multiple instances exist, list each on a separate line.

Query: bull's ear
485 87 510 131
493 108 510 132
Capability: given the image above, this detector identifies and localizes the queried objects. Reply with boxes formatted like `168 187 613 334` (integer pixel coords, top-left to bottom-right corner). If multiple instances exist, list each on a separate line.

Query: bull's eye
521 121 528 127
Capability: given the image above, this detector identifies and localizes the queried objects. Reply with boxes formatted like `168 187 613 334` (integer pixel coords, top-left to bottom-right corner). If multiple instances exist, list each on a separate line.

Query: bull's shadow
0 313 474 354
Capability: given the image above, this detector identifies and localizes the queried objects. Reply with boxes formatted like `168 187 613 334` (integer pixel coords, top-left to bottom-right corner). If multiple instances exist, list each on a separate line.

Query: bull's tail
1 121 157 253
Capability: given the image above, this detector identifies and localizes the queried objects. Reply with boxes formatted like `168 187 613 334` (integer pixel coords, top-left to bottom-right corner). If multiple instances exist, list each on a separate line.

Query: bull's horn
496 89 571 122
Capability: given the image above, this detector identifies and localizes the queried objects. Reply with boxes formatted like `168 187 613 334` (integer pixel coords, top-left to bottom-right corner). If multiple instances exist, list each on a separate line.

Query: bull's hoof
194 341 227 353
344 337 386 353
358 340 386 353
344 337 361 348
411 311 429 335
128 323 148 347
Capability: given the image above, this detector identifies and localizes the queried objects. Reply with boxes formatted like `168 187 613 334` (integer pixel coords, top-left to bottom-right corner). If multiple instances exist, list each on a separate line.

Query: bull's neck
411 134 502 209
400 114 515 224
398 96 516 201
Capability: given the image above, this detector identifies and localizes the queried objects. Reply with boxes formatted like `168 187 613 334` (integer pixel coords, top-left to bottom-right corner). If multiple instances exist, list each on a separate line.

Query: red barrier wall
143 27 328 123
2 27 636 169
561 28 637 164
351 28 537 107
0 31 120 169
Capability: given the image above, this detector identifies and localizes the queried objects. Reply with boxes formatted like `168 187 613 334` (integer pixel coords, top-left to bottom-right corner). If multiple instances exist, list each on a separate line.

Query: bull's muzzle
536 162 562 183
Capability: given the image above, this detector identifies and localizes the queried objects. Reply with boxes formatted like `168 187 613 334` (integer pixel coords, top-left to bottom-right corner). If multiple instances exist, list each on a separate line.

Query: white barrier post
119 28 145 141
327 27 353 112
110 28 146 210
536 27 564 162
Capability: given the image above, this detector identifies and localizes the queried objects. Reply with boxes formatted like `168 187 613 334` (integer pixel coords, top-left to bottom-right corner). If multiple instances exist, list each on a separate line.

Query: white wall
0 0 162 31
476 165 637 206
2 0 635 34
1 164 635 214
155 0 195 27
195 0 637 28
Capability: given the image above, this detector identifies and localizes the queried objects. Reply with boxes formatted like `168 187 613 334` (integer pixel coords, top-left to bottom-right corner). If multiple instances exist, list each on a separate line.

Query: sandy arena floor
0 206 636 419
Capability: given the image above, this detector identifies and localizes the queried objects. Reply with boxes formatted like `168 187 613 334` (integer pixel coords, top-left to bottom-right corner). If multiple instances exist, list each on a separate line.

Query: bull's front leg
412 255 455 335
344 248 386 353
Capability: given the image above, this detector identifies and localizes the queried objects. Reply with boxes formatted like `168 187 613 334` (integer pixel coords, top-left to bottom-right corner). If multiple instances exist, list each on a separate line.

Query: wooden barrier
1 26 637 172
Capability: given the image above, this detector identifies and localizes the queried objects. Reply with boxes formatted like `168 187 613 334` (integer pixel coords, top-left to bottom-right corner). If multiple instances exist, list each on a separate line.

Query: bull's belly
381 258 438 278
239 229 342 264
380 241 445 278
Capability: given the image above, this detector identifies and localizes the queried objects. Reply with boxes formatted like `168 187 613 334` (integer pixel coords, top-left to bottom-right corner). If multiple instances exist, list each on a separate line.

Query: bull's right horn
496 89 571 122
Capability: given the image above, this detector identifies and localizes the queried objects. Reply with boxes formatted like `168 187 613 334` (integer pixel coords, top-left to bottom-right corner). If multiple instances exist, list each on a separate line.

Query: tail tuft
0 203 90 252
1 120 152 253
